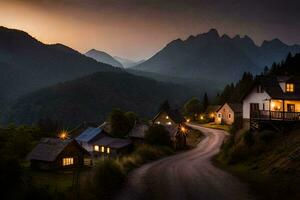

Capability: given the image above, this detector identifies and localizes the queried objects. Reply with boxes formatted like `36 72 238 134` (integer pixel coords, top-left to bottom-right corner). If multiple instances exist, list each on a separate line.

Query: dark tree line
213 72 255 104
268 52 300 75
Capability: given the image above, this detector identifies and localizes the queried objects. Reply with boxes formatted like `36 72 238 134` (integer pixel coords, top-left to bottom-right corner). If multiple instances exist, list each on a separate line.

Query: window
107 147 110 154
167 121 172 125
286 83 294 92
218 113 222 118
228 113 231 119
94 145 99 151
62 157 73 166
101 146 105 152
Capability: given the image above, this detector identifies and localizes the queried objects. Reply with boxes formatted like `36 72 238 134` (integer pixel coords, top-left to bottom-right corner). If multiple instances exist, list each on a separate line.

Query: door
250 103 259 118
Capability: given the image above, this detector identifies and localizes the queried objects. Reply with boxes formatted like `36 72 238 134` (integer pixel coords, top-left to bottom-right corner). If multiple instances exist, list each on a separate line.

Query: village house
205 105 221 121
128 123 149 144
215 103 242 125
27 138 90 170
242 76 300 130
75 127 106 152
92 136 132 157
152 108 186 147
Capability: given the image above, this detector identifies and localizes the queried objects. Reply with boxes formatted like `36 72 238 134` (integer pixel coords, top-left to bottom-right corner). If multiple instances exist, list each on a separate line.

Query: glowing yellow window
286 83 294 92
62 157 73 166
101 146 105 152
107 147 110 154
94 145 99 151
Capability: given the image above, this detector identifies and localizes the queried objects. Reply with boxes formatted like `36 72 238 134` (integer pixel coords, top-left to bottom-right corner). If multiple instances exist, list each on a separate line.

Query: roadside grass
214 127 300 200
202 123 231 132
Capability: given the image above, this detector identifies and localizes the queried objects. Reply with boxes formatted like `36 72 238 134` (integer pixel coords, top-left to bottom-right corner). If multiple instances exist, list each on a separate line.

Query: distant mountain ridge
134 29 300 81
0 26 118 103
114 56 145 68
85 49 124 68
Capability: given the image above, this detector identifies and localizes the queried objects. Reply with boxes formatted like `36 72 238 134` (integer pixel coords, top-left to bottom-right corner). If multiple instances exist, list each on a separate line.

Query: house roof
217 103 242 113
205 105 221 113
242 75 300 101
129 123 149 139
93 136 132 149
153 108 184 124
27 138 89 162
75 127 103 143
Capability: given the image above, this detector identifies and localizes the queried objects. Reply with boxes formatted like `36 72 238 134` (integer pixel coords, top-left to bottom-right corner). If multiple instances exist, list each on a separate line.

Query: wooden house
128 123 149 144
92 136 132 157
205 105 221 121
152 108 186 147
242 75 300 130
152 108 185 127
215 103 242 125
27 138 90 170
75 127 105 152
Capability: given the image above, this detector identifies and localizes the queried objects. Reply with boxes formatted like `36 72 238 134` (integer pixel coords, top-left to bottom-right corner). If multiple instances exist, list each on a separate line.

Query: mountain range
5 72 192 126
85 49 124 68
134 29 300 81
0 26 118 103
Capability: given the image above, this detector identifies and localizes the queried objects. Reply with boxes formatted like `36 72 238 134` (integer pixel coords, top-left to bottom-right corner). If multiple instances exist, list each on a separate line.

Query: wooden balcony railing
251 110 300 121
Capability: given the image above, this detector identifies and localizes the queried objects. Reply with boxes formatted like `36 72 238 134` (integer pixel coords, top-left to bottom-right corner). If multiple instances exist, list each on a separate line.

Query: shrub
91 160 126 200
144 125 171 146
242 130 255 146
259 130 278 143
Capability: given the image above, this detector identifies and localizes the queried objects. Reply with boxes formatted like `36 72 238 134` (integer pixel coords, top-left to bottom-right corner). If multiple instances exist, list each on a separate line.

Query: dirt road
117 124 253 200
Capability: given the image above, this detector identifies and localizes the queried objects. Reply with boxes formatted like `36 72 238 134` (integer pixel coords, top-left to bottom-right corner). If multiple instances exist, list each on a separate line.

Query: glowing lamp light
210 113 214 118
181 126 187 133
186 118 191 123
200 116 204 120
59 130 68 140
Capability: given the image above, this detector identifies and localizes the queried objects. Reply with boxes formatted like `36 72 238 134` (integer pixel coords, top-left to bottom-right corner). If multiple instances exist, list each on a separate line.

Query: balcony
251 110 300 121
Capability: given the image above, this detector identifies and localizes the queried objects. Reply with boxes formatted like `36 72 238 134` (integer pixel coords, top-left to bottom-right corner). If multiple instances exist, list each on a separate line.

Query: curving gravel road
116 124 254 200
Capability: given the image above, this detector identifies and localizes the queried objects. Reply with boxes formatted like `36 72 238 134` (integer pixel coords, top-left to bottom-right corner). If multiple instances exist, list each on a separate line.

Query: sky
0 0 299 60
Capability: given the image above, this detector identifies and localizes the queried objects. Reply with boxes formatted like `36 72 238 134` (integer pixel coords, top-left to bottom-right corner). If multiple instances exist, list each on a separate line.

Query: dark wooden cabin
27 138 90 170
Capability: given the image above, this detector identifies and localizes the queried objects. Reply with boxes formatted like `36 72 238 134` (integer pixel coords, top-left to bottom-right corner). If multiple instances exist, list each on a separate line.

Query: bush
91 160 126 200
242 130 255 146
259 130 278 143
144 125 171 146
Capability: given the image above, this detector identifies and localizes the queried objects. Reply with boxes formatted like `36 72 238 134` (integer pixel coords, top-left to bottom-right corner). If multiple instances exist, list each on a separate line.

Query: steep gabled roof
153 108 184 124
27 138 89 162
217 103 242 113
76 127 103 143
129 123 149 139
241 75 300 101
205 105 221 113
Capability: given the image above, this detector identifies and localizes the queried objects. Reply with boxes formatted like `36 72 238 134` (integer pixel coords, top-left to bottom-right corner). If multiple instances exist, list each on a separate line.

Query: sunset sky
0 0 299 60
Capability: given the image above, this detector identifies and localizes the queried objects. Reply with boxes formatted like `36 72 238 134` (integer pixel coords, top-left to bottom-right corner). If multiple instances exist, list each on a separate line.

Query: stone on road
117 124 254 200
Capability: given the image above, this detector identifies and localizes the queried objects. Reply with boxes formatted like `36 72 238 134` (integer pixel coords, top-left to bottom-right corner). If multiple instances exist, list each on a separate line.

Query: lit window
94 145 99 151
166 116 169 119
286 83 294 92
167 122 172 125
228 113 231 119
62 157 73 166
107 147 110 154
101 146 105 152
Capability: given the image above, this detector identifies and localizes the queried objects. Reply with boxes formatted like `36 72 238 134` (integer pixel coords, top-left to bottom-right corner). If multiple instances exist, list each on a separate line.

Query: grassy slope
215 127 300 200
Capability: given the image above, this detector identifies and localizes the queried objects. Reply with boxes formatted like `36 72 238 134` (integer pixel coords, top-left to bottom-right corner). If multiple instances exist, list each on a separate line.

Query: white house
242 76 300 129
